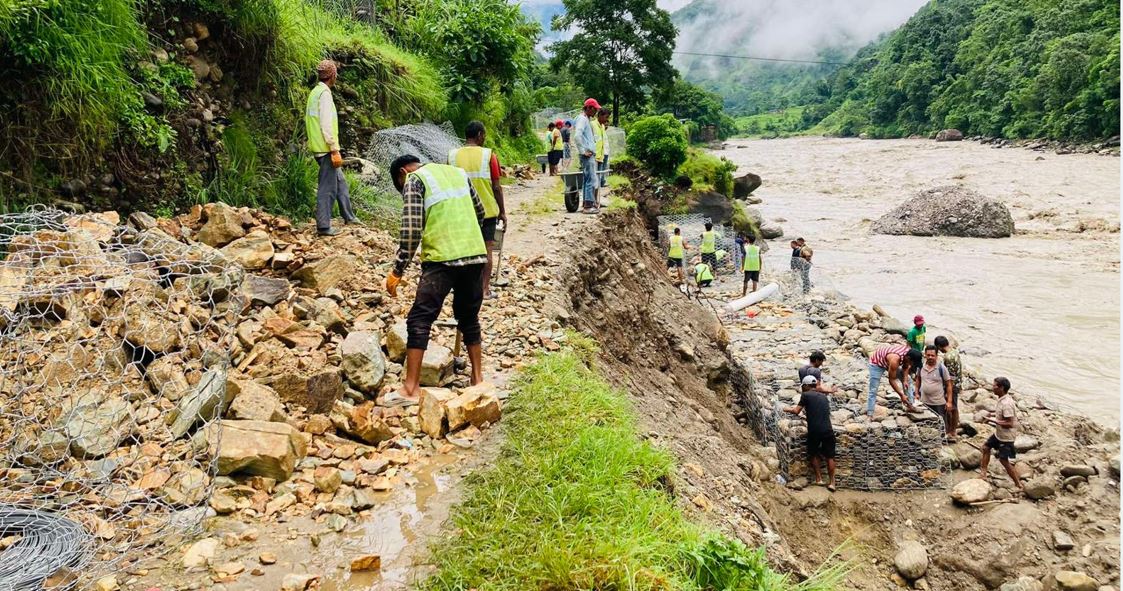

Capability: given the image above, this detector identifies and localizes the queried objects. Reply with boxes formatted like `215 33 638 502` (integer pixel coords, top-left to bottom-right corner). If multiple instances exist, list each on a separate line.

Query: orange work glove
384 272 401 297
330 150 343 168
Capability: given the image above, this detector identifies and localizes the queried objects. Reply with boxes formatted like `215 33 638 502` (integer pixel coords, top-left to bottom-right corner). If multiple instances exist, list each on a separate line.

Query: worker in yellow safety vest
305 59 358 236
741 233 763 296
383 154 488 406
693 258 714 288
596 108 611 189
448 121 507 299
666 226 689 284
547 121 563 176
699 222 721 270
592 110 606 202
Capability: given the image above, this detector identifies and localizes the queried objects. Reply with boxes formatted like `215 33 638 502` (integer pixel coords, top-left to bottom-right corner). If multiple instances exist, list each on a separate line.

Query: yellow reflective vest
448 146 499 219
695 263 714 283
700 230 718 254
305 82 337 154
593 120 606 162
408 164 486 263
668 235 684 259
743 244 761 271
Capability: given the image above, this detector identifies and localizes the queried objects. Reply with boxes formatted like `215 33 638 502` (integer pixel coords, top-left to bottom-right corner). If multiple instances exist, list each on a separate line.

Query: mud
714 137 1120 423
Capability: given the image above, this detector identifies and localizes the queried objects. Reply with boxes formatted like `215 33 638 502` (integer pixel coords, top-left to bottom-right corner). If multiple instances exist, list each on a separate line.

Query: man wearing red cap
907 315 927 352
574 98 601 213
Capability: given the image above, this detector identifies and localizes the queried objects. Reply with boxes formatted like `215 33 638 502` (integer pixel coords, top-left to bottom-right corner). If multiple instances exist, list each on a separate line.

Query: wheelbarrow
536 154 549 174
560 168 610 213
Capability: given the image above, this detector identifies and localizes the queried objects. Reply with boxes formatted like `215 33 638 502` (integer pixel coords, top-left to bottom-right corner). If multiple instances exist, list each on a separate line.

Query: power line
673 51 847 66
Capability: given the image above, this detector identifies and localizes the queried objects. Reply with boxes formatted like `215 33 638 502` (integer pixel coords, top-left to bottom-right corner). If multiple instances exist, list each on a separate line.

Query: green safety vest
743 244 761 271
448 146 499 219
700 230 718 254
551 130 562 150
409 164 487 263
305 82 337 155
695 263 713 283
668 235 684 259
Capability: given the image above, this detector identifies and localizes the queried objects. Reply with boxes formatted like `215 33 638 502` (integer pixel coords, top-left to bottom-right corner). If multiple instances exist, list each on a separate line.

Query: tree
406 0 539 103
548 0 676 125
652 79 735 140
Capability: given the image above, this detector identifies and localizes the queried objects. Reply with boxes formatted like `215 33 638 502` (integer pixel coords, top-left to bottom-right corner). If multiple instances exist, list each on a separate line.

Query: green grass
678 150 735 197
422 345 849 591
607 174 631 189
734 107 809 138
518 179 564 216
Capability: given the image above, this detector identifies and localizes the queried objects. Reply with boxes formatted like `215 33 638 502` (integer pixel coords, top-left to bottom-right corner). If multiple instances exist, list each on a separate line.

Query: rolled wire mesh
359 121 462 224
0 207 240 589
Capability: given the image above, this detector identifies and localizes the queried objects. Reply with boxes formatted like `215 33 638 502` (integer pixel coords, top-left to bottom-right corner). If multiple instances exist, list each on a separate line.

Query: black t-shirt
561 128 571 142
792 247 802 258
798 391 833 435
798 365 822 382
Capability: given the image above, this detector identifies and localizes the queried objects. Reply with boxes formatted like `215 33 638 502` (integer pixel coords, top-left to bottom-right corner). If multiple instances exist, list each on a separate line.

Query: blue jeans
868 363 915 415
580 154 596 207
867 363 885 416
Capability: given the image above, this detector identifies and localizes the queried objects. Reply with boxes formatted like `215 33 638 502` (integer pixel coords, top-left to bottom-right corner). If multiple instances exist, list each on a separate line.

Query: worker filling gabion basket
0 207 241 590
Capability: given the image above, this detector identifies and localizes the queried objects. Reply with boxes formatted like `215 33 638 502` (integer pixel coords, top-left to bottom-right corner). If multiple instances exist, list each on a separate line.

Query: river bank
713 136 1120 423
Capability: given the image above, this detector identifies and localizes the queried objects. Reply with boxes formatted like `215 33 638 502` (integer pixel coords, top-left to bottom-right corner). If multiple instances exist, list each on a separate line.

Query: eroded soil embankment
555 211 1120 591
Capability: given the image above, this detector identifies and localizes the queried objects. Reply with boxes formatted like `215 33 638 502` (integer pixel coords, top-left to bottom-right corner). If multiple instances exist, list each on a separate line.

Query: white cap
801 375 819 386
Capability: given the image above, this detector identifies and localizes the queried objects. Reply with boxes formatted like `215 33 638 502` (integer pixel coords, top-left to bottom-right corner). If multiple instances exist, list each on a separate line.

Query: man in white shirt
573 98 600 213
305 59 357 236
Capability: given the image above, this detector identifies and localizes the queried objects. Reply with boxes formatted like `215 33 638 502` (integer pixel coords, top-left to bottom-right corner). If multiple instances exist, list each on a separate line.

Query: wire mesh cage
0 207 241 589
656 214 740 276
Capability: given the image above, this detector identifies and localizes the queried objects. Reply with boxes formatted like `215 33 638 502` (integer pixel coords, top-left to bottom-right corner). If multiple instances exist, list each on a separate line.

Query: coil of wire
0 506 93 591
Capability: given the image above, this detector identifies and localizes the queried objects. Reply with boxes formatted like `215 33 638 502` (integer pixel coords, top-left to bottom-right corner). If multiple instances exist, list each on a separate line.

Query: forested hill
808 0 1120 140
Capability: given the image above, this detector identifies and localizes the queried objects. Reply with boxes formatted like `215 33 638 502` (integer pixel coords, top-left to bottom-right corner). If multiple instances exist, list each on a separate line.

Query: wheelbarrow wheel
564 189 579 213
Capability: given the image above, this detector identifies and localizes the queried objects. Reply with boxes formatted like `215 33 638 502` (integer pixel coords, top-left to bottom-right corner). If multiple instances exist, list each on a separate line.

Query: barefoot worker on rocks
448 121 507 299
384 154 488 406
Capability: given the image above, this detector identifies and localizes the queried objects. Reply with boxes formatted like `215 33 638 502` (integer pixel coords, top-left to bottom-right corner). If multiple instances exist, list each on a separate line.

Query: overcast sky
520 0 928 60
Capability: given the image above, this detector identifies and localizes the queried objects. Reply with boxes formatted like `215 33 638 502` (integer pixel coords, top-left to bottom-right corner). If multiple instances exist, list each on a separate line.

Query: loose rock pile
1 202 560 587
872 185 1015 238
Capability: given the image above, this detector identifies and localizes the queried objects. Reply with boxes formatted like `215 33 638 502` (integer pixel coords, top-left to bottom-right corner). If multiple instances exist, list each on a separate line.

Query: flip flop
380 391 419 408
827 484 837 492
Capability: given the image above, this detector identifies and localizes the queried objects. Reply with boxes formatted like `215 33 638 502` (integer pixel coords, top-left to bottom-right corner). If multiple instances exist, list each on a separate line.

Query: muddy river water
713 137 1120 423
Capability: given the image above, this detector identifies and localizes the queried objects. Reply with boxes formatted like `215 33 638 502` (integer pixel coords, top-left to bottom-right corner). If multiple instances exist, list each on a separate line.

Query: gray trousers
315 154 356 231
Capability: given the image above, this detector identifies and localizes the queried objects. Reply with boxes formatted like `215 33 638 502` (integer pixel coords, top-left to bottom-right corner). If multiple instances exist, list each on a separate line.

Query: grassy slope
423 341 846 590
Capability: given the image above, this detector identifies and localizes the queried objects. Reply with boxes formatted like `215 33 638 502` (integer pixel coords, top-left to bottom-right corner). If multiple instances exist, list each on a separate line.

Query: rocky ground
699 271 1121 591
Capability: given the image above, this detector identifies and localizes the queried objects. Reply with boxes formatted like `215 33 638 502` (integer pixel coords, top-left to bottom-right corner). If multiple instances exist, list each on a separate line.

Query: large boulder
269 368 344 413
419 388 458 438
759 222 784 239
732 172 762 198
196 202 245 247
894 540 929 580
347 402 396 444
221 230 274 270
950 478 992 505
935 129 964 142
1053 571 1098 591
209 419 309 481
292 254 357 294
873 186 1014 238
687 191 733 226
340 331 386 394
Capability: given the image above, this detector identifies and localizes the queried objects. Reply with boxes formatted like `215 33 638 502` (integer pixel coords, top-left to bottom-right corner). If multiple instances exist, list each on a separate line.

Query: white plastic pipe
724 282 780 313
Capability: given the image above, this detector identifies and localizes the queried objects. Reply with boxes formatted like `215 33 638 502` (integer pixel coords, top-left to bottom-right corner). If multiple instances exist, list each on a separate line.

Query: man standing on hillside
935 335 962 441
305 59 358 236
448 121 507 299
574 98 600 213
383 154 488 406
699 222 720 270
741 233 762 296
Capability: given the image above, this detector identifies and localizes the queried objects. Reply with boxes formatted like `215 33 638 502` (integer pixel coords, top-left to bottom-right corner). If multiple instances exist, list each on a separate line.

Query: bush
627 114 688 177
677 150 736 197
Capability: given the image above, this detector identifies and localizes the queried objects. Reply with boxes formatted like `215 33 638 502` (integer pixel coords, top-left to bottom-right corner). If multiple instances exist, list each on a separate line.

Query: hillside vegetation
0 0 542 217
808 0 1120 140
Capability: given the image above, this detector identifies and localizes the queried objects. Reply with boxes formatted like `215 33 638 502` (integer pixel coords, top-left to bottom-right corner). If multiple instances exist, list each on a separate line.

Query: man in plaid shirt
384 154 487 406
